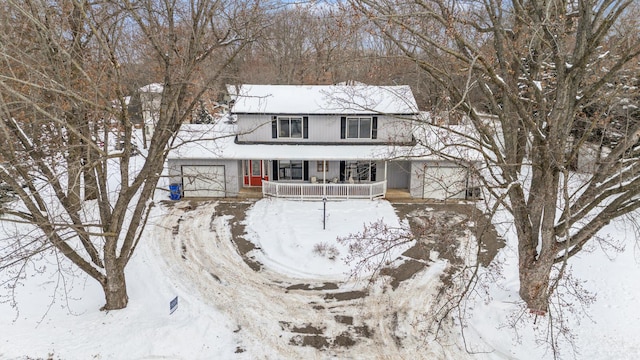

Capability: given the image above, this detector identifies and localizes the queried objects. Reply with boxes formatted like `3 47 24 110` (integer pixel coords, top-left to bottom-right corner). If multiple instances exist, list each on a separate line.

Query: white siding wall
236 114 271 141
306 160 340 182
140 92 162 144
577 143 610 173
236 114 415 143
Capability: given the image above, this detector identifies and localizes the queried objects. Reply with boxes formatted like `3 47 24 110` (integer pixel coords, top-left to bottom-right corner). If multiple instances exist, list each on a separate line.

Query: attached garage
410 162 469 200
181 165 226 197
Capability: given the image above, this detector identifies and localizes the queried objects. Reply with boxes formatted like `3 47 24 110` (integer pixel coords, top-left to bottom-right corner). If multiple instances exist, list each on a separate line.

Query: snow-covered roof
168 124 409 161
229 84 419 115
139 83 164 93
167 122 481 162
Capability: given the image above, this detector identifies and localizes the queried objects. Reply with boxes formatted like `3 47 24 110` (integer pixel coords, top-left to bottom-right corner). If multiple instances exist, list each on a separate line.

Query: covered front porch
262 180 387 200
243 158 399 200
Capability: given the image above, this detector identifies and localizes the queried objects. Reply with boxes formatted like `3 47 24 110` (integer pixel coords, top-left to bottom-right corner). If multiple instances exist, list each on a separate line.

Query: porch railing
262 180 387 200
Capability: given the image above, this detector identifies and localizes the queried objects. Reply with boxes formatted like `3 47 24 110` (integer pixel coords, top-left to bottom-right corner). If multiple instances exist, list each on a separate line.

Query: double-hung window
279 117 303 138
347 117 372 139
272 116 308 139
278 160 303 180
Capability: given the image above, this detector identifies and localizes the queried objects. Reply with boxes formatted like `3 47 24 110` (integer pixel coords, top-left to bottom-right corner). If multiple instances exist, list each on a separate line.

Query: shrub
313 242 340 260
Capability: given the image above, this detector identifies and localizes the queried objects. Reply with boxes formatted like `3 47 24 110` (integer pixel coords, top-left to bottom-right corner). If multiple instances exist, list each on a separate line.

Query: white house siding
236 114 414 144
576 143 611 173
167 159 240 197
236 114 271 141
409 161 468 200
265 160 388 184
140 91 162 143
265 160 340 183
306 160 341 183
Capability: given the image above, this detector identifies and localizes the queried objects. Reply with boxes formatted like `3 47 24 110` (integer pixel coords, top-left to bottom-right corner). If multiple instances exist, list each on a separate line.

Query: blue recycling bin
169 183 182 200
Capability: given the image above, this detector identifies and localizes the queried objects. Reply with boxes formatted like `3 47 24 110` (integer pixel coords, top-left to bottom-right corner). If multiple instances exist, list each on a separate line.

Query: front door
244 160 268 186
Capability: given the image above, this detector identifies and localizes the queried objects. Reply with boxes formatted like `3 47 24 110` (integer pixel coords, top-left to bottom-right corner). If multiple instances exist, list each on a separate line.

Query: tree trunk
84 171 99 200
519 256 554 315
83 147 99 201
101 261 129 310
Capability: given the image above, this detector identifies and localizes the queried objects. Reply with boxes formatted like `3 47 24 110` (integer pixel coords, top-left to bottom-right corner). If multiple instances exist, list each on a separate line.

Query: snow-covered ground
1 195 640 359
466 209 640 360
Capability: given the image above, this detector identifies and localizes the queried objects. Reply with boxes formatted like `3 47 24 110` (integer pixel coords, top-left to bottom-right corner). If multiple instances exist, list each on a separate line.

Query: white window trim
278 116 303 138
346 117 372 139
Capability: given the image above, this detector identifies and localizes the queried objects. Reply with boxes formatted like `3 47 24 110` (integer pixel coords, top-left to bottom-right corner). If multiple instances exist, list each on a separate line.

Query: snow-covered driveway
151 199 470 359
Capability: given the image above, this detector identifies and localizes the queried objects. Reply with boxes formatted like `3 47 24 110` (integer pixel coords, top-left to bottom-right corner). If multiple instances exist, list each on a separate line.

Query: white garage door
182 165 226 197
422 166 467 200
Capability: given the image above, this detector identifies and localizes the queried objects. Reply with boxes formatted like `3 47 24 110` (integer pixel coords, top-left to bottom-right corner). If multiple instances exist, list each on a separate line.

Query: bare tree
0 0 261 310
233 3 433 88
348 0 640 316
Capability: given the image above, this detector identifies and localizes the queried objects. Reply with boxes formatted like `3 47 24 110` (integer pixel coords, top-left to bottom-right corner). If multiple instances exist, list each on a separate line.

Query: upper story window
341 116 378 140
347 117 371 138
272 116 308 139
279 117 302 138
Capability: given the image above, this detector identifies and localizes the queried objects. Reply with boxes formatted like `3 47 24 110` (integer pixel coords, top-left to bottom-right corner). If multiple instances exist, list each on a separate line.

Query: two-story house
166 84 479 200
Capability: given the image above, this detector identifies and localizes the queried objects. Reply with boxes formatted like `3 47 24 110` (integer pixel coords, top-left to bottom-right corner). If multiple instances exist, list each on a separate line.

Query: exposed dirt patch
286 282 339 291
289 334 330 348
385 202 505 288
401 241 431 261
334 315 353 325
180 242 187 260
353 325 372 338
280 321 325 334
380 259 426 290
219 200 262 271
334 332 357 347
286 327 362 349
324 290 368 301
393 202 503 268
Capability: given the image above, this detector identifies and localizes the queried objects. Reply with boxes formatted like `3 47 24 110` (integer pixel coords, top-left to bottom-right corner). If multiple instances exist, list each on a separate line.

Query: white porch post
384 160 388 182
384 161 388 195
323 160 327 197
323 160 327 183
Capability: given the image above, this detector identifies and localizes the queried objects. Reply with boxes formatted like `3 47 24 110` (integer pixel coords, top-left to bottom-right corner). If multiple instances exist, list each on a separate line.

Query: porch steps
384 189 412 202
238 187 263 199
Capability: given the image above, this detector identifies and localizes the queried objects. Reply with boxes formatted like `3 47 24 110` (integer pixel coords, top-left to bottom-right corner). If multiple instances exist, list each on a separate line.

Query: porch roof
167 122 482 162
